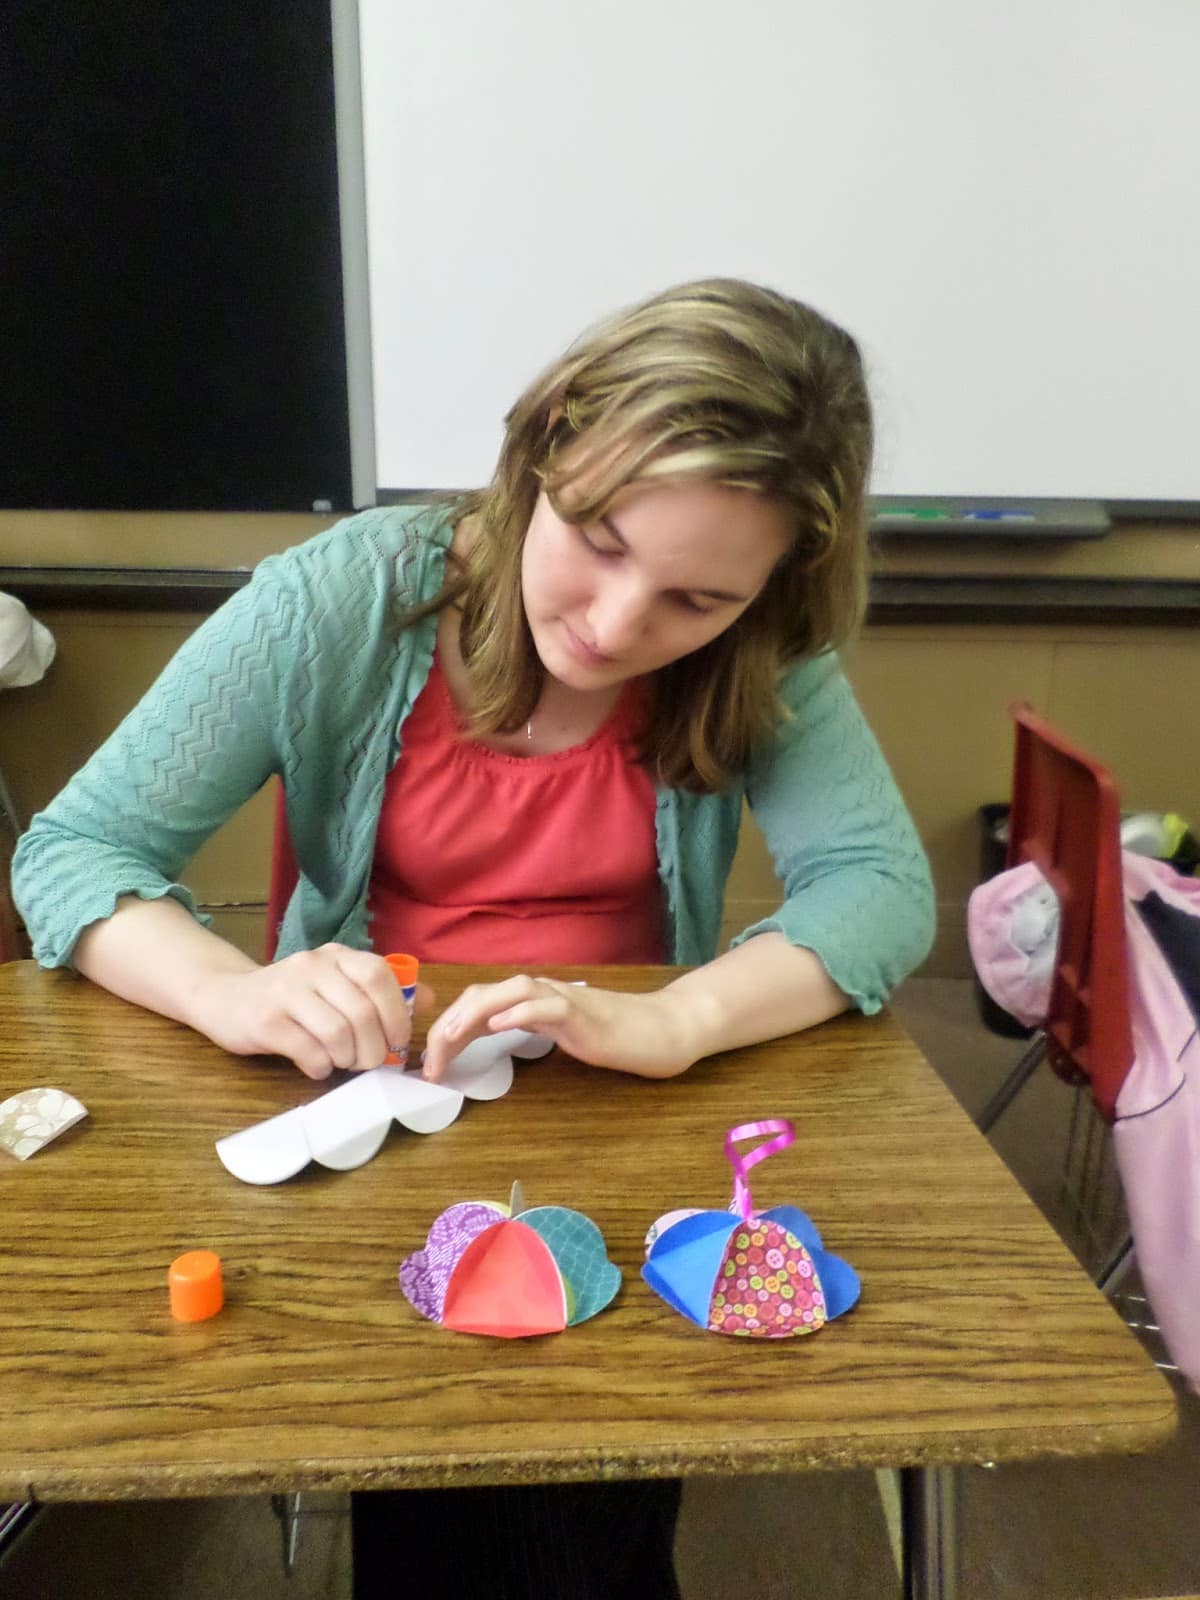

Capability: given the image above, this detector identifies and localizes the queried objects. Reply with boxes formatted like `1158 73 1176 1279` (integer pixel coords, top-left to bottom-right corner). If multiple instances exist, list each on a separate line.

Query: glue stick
383 953 420 1066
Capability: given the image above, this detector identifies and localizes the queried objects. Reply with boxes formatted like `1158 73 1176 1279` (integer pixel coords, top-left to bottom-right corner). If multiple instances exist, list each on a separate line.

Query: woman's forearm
73 897 420 1079
73 895 259 1031
661 931 850 1065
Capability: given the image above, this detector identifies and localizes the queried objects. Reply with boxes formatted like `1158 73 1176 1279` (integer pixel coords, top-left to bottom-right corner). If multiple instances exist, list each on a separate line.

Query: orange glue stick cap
385 953 419 987
169 1249 225 1322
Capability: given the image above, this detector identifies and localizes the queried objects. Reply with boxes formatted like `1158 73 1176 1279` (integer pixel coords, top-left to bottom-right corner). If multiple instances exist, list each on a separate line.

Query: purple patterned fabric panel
399 1202 505 1322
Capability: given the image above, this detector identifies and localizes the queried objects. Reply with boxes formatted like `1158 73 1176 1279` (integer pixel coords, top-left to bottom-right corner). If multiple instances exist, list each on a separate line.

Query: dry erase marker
383 953 420 1066
875 507 952 522
875 506 1041 527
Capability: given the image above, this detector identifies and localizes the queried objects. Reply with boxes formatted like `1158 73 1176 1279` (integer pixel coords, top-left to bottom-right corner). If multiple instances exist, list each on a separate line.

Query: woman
14 278 933 1599
14 279 932 1079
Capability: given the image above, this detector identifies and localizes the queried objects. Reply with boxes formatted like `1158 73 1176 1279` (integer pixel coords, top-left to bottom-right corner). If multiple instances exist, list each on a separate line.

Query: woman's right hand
188 944 427 1079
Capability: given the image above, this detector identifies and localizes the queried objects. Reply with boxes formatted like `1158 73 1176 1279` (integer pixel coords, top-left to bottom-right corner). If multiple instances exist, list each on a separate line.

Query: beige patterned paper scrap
0 1087 88 1160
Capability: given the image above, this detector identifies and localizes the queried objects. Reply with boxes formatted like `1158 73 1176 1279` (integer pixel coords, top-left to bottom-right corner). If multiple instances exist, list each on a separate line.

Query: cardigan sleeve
734 651 935 1012
13 506 452 971
12 558 299 969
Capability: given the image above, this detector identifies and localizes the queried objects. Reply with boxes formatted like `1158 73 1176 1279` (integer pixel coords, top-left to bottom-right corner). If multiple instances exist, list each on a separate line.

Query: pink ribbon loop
724 1119 796 1220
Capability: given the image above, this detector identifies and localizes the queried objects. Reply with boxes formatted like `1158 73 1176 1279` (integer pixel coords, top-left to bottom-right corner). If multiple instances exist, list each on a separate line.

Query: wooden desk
0 963 1176 1598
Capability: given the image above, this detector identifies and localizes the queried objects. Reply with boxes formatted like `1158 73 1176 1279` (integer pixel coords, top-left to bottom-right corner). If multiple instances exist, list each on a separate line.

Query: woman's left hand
421 975 701 1083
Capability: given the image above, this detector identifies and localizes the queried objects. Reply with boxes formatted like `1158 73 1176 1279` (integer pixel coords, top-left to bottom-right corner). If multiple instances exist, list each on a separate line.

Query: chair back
1006 704 1133 1120
0 794 28 963
0 841 26 962
265 779 298 962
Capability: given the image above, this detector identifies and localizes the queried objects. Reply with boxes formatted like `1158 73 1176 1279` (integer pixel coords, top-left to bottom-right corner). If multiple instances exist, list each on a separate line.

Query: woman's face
520 480 792 692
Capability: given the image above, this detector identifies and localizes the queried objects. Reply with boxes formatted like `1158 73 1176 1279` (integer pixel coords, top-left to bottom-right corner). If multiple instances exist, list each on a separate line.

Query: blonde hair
440 278 873 792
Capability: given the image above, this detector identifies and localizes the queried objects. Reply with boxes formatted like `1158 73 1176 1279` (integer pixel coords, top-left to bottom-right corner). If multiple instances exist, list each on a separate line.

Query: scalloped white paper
215 1028 554 1185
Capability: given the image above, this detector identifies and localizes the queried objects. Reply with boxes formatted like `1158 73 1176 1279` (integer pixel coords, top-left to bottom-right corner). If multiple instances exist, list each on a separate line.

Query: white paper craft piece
215 1029 555 1185
429 1027 556 1100
0 1086 88 1161
214 1106 312 1187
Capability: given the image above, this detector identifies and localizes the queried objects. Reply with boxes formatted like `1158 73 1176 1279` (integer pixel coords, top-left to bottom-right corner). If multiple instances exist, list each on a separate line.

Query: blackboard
2 0 356 514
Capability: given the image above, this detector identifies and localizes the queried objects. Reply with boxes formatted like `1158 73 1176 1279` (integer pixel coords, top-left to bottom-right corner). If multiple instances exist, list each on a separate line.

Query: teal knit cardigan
14 505 934 1011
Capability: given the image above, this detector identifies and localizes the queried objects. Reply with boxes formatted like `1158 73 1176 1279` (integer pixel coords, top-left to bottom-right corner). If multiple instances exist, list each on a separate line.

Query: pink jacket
970 853 1200 1392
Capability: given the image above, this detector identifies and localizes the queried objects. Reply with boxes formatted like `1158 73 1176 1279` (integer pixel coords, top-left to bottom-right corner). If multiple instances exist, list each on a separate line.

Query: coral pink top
367 655 664 964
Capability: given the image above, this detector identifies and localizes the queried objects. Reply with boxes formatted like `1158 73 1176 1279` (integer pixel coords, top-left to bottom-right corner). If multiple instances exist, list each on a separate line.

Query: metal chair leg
976 1035 1048 1134
0 1501 39 1561
271 1492 302 1576
899 1465 960 1600
1095 1234 1136 1297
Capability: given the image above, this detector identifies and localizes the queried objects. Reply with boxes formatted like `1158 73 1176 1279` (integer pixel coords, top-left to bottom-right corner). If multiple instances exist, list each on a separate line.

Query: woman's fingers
422 976 568 1081
436 975 540 1039
260 969 700 1085
285 975 383 1072
216 958 690 1085
265 1015 341 1081
210 946 419 1076
412 981 437 1019
328 946 417 1059
485 993 572 1035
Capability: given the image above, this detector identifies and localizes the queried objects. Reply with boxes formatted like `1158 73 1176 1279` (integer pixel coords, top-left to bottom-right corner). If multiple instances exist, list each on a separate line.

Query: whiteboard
355 0 1200 503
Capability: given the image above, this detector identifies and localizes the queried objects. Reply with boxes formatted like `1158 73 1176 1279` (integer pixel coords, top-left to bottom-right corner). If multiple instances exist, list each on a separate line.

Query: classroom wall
4 516 1197 978
723 621 1200 971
